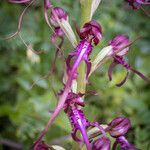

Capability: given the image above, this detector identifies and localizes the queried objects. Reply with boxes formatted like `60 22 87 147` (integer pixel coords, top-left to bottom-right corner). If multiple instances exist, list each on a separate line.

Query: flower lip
109 35 129 56
79 20 102 45
50 7 68 27
108 117 131 138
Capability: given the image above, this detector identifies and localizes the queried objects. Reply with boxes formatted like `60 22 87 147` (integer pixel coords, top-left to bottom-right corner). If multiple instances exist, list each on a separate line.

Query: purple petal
130 68 150 85
108 62 117 81
71 128 82 143
66 53 76 71
116 71 129 87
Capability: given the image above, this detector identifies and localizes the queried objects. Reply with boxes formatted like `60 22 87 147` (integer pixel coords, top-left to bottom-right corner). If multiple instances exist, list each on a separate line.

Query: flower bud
92 137 111 150
50 7 68 27
80 20 102 45
108 117 131 138
109 35 129 56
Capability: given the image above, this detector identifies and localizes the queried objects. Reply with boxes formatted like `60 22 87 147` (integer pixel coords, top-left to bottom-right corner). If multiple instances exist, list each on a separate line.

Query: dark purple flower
108 35 150 86
112 136 139 150
66 20 102 80
92 137 111 150
80 20 102 45
64 92 106 150
107 117 131 138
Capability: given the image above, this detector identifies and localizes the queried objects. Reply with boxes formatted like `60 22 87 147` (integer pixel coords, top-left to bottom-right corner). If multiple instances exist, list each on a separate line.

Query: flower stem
77 0 92 94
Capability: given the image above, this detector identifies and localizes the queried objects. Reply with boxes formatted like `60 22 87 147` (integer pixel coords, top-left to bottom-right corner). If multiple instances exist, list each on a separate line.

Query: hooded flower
108 35 150 86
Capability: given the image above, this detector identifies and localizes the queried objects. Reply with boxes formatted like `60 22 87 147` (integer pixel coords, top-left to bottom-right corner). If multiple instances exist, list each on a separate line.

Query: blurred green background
0 0 150 149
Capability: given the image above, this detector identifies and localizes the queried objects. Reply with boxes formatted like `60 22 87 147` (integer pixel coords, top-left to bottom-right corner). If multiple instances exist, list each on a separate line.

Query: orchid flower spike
33 21 102 148
108 35 150 86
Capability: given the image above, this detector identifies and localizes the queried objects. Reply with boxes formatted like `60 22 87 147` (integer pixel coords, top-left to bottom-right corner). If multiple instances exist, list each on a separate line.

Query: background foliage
0 0 150 149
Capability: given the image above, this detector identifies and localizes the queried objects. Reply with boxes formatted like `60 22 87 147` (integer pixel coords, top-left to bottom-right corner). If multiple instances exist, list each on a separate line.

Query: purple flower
107 117 131 138
66 20 102 79
92 137 111 150
108 35 150 86
109 35 129 57
64 92 106 150
80 20 102 45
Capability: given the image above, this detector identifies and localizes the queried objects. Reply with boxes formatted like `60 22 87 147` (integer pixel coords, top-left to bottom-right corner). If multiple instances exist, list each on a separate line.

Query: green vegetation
0 0 150 149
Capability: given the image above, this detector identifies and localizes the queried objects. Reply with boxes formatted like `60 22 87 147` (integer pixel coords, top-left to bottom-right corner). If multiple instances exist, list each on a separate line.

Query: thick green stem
77 0 92 94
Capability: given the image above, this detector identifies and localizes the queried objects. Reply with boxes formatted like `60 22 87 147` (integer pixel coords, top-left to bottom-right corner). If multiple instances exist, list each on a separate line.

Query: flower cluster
108 35 150 86
63 92 139 150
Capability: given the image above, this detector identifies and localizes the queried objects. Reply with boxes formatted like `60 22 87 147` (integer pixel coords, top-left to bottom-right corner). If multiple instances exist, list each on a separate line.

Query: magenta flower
108 35 150 86
64 92 106 150
66 20 102 80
